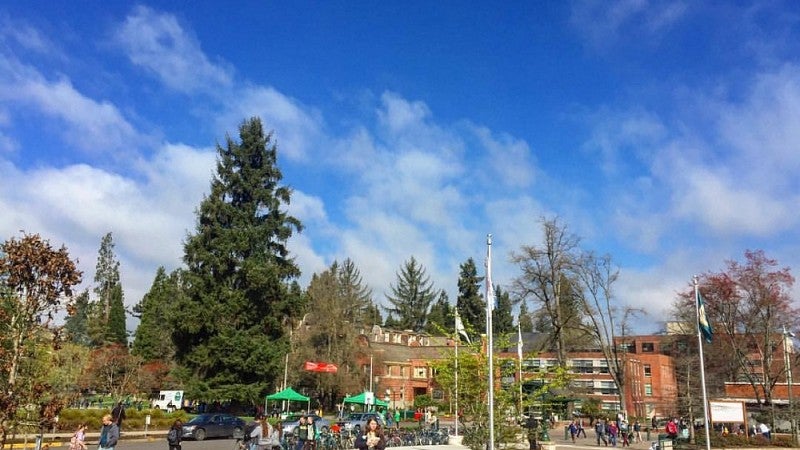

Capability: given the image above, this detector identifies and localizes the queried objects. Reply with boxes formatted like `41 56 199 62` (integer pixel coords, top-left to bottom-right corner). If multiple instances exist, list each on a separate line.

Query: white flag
486 236 495 311
517 323 523 360
455 311 471 344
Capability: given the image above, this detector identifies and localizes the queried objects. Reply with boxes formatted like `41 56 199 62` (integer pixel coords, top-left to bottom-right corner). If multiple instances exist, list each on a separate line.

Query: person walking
69 423 88 450
595 419 608 446
167 420 183 450
98 415 119 450
633 421 641 443
607 421 618 447
355 418 386 450
111 402 127 432
577 419 587 438
569 420 578 442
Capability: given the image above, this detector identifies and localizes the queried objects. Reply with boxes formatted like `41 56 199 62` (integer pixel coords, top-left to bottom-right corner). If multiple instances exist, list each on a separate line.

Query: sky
2 1 800 335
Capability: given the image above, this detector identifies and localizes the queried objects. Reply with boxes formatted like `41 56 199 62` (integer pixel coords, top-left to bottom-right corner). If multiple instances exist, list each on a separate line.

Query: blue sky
2 1 800 334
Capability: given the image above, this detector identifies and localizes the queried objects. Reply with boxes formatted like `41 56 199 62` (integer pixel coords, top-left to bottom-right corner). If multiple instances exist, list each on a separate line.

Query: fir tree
337 258 374 324
64 290 91 346
518 301 534 333
131 267 180 361
425 290 451 335
91 232 127 346
493 286 514 335
456 258 484 339
173 117 303 402
384 257 438 332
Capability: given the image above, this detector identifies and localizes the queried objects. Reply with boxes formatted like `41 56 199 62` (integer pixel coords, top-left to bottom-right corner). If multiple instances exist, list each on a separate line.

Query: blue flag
698 290 713 343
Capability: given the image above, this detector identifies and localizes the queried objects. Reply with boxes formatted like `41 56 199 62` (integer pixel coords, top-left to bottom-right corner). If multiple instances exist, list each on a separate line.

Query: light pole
784 326 797 445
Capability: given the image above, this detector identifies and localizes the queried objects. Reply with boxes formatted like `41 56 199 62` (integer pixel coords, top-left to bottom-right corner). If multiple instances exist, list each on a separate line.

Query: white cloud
115 5 232 94
471 125 535 188
0 55 138 154
570 0 688 48
216 85 324 161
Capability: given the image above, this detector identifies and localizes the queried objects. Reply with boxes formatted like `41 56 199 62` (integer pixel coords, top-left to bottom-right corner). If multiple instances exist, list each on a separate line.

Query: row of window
522 359 654 377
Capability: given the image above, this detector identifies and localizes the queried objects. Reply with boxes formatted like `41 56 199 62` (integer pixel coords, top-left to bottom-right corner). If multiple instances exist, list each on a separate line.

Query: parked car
337 412 387 433
282 413 331 436
181 413 245 441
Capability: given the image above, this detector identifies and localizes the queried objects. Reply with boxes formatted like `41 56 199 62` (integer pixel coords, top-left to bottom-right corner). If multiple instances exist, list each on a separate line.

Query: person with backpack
167 420 183 450
304 415 318 450
595 419 608 446
295 416 308 450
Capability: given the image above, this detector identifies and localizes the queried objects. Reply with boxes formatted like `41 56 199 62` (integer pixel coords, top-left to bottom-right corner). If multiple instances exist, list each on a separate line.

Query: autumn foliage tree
0 234 81 447
677 250 799 426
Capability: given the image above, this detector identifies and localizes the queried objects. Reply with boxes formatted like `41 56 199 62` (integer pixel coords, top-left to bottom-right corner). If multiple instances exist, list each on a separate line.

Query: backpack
167 428 179 444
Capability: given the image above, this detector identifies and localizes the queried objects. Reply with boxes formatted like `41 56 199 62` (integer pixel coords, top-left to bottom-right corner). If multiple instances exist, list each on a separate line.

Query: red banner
304 361 338 373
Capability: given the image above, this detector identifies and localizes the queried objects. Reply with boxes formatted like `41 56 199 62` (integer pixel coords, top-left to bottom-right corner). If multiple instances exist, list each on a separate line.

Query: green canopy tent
266 387 311 415
343 391 389 411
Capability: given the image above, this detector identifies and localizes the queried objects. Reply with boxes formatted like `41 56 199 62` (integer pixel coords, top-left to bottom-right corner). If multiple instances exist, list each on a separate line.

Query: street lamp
783 326 797 446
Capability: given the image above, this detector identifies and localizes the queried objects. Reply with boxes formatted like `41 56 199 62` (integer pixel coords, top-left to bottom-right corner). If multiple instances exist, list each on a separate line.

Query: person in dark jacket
111 402 127 431
167 419 183 450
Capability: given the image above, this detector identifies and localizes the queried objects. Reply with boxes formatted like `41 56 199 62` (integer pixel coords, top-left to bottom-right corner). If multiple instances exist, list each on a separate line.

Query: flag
455 311 471 344
304 361 339 373
697 290 713 343
517 323 523 360
486 237 495 311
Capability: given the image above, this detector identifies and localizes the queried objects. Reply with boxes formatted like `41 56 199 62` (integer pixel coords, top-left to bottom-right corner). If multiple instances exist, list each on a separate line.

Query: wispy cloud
114 5 233 94
570 0 688 48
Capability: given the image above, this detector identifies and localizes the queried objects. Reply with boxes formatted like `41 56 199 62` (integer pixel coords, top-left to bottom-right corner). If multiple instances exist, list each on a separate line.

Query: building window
645 384 653 396
598 360 609 374
572 360 594 374
644 364 652 377
522 359 542 372
641 342 655 352
414 367 427 379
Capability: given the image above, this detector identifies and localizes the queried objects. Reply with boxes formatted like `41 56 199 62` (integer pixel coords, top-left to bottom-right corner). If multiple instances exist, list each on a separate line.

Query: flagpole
486 234 496 450
455 326 460 437
518 323 523 415
695 277 712 450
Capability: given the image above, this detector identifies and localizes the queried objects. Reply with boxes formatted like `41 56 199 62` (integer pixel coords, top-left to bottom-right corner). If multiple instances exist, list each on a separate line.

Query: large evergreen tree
64 290 91 346
337 258 374 324
456 258 484 339
90 233 127 346
384 257 438 331
173 117 303 402
131 267 181 362
425 290 451 335
493 286 514 335
518 301 534 333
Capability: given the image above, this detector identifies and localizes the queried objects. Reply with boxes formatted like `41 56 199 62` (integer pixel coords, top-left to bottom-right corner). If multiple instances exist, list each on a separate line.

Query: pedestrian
665 419 678 440
295 416 308 450
304 415 318 450
578 419 587 438
569 420 578 442
69 423 88 450
393 409 400 429
167 420 183 450
633 421 641 443
355 418 386 450
98 414 120 450
595 419 608 446
619 421 629 447
758 423 771 440
607 421 618 447
111 401 127 432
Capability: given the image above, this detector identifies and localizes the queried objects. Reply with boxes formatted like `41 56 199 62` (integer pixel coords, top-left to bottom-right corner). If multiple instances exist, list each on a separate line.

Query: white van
152 390 184 412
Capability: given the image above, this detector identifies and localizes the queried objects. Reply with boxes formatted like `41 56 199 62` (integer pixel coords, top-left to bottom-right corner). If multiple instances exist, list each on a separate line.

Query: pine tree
337 258 374 324
425 290 451 335
91 233 127 346
64 290 91 346
493 286 514 335
456 258 484 339
131 267 180 361
384 257 438 331
518 301 534 333
174 117 303 402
